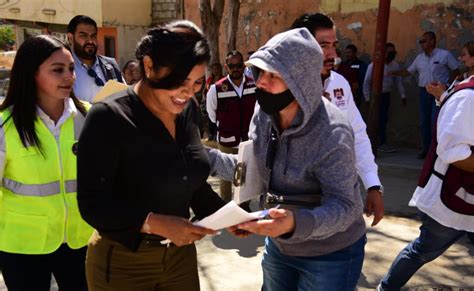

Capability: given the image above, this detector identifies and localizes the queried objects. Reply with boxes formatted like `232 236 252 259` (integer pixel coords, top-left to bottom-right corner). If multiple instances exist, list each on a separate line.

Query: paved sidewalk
3 216 471 291
1 148 473 290
201 148 474 290
371 148 423 218
197 215 474 291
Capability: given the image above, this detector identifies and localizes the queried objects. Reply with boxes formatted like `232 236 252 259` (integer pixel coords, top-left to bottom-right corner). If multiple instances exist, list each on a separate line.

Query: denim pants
378 92 391 145
379 213 474 291
418 87 437 153
262 235 366 291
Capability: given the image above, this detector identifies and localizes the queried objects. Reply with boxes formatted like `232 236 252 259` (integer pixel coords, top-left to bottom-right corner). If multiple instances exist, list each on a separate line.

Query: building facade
185 0 473 147
0 0 156 67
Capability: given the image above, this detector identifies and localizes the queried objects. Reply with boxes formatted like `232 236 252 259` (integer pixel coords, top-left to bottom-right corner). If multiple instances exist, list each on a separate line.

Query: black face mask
255 88 295 115
386 51 396 63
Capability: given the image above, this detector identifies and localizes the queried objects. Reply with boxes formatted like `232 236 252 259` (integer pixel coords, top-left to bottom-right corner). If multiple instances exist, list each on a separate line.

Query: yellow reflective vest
0 104 94 254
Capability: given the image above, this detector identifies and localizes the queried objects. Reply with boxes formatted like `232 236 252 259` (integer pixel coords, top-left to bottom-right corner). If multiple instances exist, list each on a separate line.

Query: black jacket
77 88 225 250
98 55 124 83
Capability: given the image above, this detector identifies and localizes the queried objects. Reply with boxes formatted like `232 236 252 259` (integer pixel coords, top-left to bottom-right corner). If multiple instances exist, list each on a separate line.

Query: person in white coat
291 13 384 226
378 40 474 291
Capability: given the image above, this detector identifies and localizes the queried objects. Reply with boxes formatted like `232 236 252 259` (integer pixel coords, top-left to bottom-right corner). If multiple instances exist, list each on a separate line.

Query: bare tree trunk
226 0 240 52
199 0 225 66
367 0 391 157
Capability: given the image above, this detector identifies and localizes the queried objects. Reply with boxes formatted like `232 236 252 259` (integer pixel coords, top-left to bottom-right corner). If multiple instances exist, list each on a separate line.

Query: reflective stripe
73 113 86 140
2 178 61 197
217 91 238 99
455 187 474 204
243 87 256 95
0 114 5 152
65 179 77 193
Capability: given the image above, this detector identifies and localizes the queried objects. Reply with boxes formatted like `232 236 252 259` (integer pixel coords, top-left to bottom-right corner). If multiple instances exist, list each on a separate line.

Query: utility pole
367 0 391 156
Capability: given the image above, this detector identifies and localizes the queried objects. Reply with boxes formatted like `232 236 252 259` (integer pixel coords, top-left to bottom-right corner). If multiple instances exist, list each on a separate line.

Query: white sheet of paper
233 140 266 204
194 201 269 230
160 201 273 244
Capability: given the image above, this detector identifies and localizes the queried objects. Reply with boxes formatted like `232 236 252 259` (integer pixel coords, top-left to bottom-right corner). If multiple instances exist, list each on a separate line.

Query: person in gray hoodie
208 28 366 290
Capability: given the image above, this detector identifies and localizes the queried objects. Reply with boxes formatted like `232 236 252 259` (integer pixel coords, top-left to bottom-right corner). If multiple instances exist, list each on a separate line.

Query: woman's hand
148 214 217 246
236 208 295 237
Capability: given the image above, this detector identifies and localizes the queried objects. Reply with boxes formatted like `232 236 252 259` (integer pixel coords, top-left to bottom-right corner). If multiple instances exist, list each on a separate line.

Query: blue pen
258 204 281 219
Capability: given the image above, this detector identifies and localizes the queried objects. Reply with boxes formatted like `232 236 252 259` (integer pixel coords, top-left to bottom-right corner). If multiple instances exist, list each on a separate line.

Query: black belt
141 234 173 247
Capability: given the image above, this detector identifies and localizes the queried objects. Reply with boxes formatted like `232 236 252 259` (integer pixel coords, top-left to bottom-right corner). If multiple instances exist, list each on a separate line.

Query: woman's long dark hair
0 35 86 149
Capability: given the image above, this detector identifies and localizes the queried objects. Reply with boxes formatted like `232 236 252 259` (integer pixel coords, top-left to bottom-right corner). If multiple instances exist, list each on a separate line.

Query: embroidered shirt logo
333 88 344 100
333 88 346 108
221 83 228 92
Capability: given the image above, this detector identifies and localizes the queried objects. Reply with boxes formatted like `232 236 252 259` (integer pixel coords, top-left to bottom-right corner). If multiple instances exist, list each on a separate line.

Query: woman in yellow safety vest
0 35 93 290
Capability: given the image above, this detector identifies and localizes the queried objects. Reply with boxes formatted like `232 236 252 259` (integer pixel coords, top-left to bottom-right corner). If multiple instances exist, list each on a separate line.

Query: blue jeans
262 235 366 291
378 92 391 145
379 213 474 290
418 87 437 153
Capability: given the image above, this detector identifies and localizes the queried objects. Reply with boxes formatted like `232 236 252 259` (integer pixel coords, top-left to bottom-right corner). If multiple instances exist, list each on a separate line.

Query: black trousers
0 244 87 291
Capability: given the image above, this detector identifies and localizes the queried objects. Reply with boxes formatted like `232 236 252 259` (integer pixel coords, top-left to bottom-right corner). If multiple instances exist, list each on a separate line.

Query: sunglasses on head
228 63 244 70
87 68 105 86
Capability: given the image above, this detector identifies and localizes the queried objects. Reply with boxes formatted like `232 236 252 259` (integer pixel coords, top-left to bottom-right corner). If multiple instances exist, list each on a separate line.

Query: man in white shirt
206 51 257 204
67 15 124 102
363 43 406 153
291 13 383 226
393 31 459 159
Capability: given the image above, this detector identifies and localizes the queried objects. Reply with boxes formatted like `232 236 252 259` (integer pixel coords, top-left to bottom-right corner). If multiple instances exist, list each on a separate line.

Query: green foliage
0 26 15 51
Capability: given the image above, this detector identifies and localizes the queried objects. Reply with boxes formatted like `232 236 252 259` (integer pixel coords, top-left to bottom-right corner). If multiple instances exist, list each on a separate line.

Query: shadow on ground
211 230 265 258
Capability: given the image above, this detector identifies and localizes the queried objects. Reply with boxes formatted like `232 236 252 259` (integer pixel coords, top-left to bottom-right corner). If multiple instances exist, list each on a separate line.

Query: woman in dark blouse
77 20 225 291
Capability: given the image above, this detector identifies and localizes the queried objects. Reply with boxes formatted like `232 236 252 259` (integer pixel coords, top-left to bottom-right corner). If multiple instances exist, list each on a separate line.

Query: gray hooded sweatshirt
209 28 365 256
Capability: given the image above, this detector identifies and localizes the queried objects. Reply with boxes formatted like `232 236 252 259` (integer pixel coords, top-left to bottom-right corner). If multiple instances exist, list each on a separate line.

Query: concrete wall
115 25 149 68
184 0 474 148
320 0 457 14
328 2 474 147
0 0 102 25
184 0 318 55
101 0 151 67
102 0 151 26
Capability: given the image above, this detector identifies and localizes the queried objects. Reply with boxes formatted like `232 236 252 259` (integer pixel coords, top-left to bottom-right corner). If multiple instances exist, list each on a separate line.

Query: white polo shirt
323 71 381 189
407 48 459 87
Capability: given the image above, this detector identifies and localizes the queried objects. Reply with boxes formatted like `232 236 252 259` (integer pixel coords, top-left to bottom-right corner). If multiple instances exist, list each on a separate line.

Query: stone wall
152 0 183 25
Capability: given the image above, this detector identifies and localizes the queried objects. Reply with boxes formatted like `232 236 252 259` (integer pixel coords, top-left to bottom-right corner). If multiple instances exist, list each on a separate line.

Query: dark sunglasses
87 68 105 86
228 63 244 70
419 39 428 44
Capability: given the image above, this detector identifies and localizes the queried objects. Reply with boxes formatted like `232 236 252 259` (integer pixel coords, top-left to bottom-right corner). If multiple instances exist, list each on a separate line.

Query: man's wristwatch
368 185 384 195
